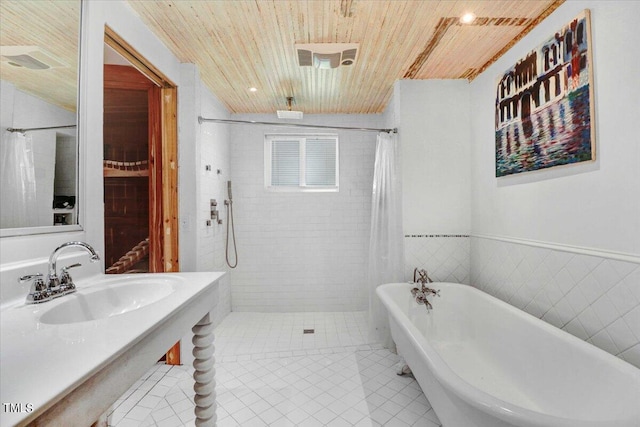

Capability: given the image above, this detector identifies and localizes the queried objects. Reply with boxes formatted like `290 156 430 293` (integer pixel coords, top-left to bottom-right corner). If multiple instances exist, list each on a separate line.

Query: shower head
277 97 303 120
277 110 304 119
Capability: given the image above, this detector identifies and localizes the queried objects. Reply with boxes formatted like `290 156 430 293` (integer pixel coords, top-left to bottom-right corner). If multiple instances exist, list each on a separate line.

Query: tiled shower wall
197 120 231 327
404 235 470 284
230 114 379 312
471 236 640 368
180 65 232 328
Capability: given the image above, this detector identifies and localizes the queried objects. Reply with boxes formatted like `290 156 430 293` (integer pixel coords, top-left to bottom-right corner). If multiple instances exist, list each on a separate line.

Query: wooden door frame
105 27 181 364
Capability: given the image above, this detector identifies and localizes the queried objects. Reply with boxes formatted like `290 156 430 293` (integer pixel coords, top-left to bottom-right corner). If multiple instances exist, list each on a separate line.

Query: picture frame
495 9 595 177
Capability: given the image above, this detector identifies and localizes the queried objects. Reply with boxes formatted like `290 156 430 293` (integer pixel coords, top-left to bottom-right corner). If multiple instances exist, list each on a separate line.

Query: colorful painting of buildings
495 10 594 177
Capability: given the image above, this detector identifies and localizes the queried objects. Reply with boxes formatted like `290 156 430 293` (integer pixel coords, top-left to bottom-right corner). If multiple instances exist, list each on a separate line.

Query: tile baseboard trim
471 233 640 264
405 234 470 238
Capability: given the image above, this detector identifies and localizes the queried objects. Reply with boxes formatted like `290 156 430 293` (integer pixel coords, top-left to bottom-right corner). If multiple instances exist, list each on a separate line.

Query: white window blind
271 140 300 186
305 138 337 186
265 134 339 191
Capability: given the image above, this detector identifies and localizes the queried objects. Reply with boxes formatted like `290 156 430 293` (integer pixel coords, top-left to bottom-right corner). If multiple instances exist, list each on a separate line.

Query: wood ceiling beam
404 13 544 80
470 0 566 80
403 17 457 79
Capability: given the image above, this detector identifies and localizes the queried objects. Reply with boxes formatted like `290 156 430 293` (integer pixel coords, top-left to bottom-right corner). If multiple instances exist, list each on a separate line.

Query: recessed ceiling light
460 12 476 24
248 87 258 92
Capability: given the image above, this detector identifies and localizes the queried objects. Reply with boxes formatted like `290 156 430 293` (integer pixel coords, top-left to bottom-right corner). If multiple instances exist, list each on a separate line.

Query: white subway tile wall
197 115 232 326
471 236 640 368
229 115 380 312
404 236 470 285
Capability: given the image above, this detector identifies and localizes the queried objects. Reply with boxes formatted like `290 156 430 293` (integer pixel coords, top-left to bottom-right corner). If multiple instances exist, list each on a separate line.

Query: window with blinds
265 134 339 191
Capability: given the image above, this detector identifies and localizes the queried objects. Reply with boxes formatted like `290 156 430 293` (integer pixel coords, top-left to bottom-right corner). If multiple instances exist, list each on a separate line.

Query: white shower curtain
0 130 38 228
368 131 404 348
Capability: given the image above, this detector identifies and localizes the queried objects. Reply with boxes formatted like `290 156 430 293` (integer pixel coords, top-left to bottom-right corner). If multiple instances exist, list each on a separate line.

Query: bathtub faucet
414 268 432 284
411 268 440 310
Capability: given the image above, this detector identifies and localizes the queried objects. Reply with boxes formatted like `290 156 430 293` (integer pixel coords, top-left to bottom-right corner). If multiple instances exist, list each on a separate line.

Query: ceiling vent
296 43 358 69
0 46 66 70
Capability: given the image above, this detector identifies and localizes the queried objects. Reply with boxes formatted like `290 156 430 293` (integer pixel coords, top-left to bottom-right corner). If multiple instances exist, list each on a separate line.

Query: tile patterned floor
108 312 441 427
215 312 371 358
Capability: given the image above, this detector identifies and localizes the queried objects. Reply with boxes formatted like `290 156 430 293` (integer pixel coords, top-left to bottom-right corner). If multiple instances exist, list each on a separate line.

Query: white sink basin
39 276 177 324
1 271 223 426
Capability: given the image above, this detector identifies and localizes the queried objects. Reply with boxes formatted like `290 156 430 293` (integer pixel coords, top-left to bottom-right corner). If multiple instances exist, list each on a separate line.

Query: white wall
178 64 231 365
178 64 230 276
470 1 640 256
197 87 232 327
384 79 472 283
229 114 379 311
469 1 640 367
395 80 471 235
0 81 75 132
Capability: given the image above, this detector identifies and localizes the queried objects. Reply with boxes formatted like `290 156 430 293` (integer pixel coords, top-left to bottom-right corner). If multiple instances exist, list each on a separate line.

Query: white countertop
0 271 224 426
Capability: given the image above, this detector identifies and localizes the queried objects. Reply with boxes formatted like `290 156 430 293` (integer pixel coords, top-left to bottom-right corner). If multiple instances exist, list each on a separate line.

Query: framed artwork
495 10 595 177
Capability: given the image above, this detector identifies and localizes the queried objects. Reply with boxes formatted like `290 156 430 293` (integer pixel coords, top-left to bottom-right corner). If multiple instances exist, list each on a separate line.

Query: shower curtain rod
198 117 397 134
7 124 76 133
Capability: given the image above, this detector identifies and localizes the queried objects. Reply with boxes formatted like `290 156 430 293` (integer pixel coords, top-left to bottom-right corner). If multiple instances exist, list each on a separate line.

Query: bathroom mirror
0 0 82 237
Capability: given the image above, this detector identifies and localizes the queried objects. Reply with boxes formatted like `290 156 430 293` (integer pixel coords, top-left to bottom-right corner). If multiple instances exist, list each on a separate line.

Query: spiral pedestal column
192 313 216 426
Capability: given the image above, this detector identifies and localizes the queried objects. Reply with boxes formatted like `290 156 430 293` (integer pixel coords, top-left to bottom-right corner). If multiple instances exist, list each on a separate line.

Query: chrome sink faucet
48 241 100 291
19 241 101 304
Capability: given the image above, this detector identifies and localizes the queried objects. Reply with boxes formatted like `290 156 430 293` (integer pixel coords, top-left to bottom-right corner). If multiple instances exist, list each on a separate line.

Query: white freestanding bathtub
377 282 640 427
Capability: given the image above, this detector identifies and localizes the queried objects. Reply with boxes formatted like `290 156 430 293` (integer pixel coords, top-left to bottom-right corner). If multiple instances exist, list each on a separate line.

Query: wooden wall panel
103 181 149 269
148 85 163 274
161 87 179 274
103 81 150 271
103 89 149 163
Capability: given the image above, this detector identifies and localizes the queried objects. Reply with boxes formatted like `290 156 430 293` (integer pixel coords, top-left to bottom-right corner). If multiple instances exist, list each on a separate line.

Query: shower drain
303 329 315 334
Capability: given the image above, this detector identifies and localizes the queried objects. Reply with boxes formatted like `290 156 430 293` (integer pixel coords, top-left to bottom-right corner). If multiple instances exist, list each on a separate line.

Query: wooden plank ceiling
0 1 564 115
0 0 79 111
128 0 564 114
